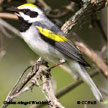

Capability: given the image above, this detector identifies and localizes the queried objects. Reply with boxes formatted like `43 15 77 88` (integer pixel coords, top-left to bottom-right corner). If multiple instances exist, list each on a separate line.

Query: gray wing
34 20 89 66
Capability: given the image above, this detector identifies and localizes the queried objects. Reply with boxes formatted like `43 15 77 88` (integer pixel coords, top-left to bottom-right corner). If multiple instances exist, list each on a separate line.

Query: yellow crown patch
18 4 36 8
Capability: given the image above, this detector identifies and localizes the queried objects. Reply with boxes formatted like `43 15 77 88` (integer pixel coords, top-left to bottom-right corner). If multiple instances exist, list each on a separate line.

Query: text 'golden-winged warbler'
9 3 103 102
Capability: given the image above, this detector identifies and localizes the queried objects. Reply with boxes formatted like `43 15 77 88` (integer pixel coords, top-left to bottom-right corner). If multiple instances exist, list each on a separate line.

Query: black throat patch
18 17 32 32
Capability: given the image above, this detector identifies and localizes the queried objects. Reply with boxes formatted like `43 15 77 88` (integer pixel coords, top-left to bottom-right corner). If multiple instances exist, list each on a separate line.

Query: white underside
21 25 65 63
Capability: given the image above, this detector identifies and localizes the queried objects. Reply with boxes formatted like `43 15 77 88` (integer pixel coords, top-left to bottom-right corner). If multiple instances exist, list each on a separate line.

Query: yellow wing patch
36 26 68 42
18 4 36 8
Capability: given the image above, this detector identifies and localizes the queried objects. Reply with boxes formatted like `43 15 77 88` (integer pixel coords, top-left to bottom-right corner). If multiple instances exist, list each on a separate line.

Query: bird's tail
80 64 103 102
70 61 103 102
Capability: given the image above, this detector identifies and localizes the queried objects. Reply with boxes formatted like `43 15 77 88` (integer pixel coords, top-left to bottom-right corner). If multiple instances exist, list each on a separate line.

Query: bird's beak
7 7 19 13
7 7 20 17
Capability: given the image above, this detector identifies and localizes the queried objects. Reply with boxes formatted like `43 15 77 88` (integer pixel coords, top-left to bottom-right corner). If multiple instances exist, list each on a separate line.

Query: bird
8 3 103 102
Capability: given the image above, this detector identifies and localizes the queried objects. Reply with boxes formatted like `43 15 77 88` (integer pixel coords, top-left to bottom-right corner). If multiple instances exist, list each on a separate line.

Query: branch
1 58 65 108
61 0 106 34
0 18 20 37
75 42 107 76
36 64 65 108
0 13 18 20
99 87 107 96
1 58 40 108
0 0 4 4
0 25 13 38
30 68 100 108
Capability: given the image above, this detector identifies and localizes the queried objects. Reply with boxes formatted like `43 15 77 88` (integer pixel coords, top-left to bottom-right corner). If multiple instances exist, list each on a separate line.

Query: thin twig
46 60 66 71
13 64 38 94
99 87 107 96
9 66 32 96
11 79 36 99
75 42 107 77
0 25 13 38
0 13 18 20
0 18 20 37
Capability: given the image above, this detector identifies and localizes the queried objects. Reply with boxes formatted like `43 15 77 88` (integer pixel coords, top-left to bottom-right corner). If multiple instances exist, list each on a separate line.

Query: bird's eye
21 9 38 18
29 11 38 18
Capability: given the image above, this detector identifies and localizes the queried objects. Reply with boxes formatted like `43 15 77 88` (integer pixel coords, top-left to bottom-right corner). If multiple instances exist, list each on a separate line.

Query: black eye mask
20 9 38 18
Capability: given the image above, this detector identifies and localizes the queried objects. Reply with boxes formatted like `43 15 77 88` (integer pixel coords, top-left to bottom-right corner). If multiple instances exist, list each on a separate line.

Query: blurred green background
0 0 107 108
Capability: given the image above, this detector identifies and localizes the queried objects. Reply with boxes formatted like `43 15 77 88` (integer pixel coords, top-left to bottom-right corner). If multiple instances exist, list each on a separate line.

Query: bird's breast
20 27 64 63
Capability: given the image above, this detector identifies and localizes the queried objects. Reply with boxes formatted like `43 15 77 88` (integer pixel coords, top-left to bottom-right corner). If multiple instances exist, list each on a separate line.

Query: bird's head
9 4 45 23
